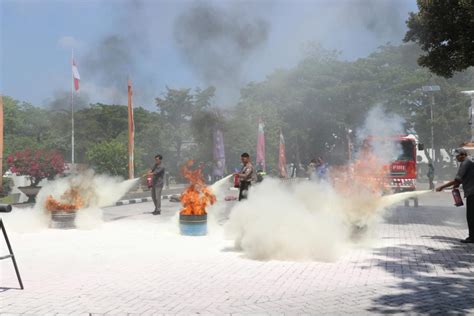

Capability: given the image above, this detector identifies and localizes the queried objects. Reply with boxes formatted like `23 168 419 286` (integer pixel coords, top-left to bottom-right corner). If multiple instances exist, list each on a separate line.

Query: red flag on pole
256 118 266 171
279 130 288 178
128 79 134 179
72 59 80 91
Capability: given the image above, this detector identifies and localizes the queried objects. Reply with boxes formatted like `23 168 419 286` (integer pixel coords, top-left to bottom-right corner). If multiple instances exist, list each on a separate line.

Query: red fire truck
386 135 421 192
365 135 423 205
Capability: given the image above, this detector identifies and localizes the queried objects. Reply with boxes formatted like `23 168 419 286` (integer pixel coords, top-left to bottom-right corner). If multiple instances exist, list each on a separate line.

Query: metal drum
50 212 76 229
179 214 207 236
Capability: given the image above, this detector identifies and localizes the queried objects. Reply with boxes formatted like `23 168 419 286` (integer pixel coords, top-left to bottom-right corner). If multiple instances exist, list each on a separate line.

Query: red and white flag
278 130 288 178
127 79 134 179
256 118 266 171
72 59 80 91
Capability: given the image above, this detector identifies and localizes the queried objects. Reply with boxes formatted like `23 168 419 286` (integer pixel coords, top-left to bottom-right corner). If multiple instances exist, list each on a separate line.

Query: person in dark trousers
148 154 165 215
436 148 474 243
235 153 256 201
164 171 170 189
427 162 435 190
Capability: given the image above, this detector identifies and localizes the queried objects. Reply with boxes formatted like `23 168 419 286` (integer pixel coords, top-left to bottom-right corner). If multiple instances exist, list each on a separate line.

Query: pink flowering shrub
7 149 66 186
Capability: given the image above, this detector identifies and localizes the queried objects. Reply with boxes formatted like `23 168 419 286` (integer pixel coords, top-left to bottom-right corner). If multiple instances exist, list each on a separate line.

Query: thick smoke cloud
356 105 405 163
46 0 414 109
46 90 89 112
173 1 270 105
84 35 136 89
347 0 408 39
81 0 153 106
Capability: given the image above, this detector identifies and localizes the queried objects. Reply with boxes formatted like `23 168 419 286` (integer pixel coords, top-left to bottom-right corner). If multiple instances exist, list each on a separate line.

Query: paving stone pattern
0 192 473 315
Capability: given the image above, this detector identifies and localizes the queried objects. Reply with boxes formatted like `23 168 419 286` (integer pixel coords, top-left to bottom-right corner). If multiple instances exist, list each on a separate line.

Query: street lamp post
461 90 474 142
422 85 441 162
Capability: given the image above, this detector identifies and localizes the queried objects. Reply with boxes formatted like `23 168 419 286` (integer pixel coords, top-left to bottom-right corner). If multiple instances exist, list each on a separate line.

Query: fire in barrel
45 187 83 229
179 160 216 236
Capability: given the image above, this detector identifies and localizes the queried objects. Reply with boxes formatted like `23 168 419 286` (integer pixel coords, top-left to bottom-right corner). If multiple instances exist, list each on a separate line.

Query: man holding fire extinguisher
234 152 256 201
436 148 474 243
148 154 165 215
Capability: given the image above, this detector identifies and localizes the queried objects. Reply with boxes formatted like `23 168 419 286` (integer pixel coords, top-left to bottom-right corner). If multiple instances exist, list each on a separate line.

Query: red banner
256 118 266 171
279 130 288 178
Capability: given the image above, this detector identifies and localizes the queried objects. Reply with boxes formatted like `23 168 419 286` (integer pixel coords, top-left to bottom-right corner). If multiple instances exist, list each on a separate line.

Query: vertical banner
0 95 3 190
70 52 80 167
72 59 80 91
256 118 266 171
128 79 134 179
278 130 288 178
212 128 226 178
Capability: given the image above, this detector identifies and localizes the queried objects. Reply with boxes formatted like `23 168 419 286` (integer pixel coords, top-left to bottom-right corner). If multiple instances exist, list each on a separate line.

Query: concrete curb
115 194 175 206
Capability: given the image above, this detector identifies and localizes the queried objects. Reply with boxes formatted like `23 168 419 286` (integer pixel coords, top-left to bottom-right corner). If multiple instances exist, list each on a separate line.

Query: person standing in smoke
307 159 317 179
235 152 256 201
315 157 329 181
436 148 474 243
427 162 435 190
148 154 165 215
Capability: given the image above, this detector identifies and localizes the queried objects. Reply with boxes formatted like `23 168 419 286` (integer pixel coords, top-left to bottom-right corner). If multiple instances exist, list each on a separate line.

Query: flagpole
71 49 75 169
127 78 134 179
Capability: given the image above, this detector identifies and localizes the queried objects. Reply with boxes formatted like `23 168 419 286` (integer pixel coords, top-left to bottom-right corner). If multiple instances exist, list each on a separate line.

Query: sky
0 0 418 109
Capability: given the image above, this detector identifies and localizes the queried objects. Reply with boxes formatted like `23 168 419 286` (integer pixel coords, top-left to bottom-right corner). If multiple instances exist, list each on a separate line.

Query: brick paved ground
1 190 473 315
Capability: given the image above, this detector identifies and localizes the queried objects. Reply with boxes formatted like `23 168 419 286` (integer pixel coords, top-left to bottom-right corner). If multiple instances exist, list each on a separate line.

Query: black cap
453 148 468 156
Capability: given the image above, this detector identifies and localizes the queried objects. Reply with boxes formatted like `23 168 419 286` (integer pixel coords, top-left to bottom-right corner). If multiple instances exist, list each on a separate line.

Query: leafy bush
86 139 128 178
7 149 66 186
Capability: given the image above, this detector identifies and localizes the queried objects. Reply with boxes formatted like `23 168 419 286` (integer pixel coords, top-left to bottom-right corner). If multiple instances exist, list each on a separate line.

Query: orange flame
180 160 216 215
45 187 84 212
331 146 390 197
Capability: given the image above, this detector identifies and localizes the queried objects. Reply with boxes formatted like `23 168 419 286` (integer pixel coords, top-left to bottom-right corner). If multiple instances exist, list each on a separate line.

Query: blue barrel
179 214 207 236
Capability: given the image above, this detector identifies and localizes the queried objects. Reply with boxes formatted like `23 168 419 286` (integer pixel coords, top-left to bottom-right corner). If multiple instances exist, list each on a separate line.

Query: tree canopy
404 0 474 77
3 43 473 179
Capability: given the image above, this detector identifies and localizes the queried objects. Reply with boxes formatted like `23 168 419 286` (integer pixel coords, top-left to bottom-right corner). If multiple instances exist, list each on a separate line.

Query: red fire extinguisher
452 188 464 207
233 174 240 188
146 174 153 188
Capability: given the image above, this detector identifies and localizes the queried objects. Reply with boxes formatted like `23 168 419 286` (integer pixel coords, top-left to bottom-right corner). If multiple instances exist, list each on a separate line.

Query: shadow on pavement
367 236 474 314
0 287 22 292
384 205 465 227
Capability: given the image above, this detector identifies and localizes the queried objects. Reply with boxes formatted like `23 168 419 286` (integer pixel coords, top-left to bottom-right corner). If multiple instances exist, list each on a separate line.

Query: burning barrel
50 212 76 229
45 188 83 229
179 213 207 236
179 161 216 236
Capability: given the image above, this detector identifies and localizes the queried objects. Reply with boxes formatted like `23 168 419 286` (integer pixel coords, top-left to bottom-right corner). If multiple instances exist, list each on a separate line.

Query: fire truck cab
385 134 421 193
365 134 423 206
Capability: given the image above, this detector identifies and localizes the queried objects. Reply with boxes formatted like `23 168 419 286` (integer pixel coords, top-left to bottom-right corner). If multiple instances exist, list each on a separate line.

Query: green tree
3 96 51 158
86 139 128 178
233 43 472 171
404 0 474 77
156 87 215 173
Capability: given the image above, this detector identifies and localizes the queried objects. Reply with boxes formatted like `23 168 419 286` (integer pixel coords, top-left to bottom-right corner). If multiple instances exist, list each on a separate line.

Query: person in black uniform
436 148 474 243
148 154 165 215
235 153 256 201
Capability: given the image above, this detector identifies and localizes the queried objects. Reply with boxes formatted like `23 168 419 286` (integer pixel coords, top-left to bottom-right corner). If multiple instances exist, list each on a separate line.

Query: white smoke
3 171 138 232
356 105 405 163
224 178 428 262
225 179 348 261
223 106 424 261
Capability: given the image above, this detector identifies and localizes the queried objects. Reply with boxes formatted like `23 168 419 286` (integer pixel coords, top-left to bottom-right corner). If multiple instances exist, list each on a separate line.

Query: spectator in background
164 171 170 190
315 157 329 181
427 162 435 190
307 159 317 180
